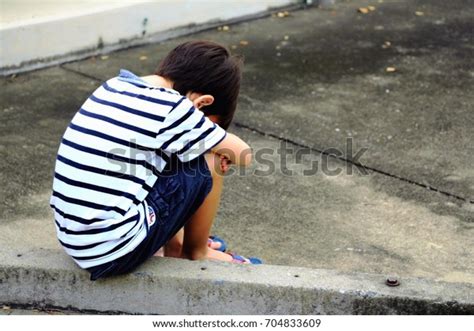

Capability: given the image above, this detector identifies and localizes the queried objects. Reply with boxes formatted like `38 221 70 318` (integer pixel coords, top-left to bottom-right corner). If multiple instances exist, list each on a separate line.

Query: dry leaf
284 35 289 40
277 11 290 18
382 41 391 49
368 5 376 11
358 7 369 14
100 55 109 60
415 11 424 16
239 40 249 46
139 55 148 61
386 66 397 72
222 25 230 31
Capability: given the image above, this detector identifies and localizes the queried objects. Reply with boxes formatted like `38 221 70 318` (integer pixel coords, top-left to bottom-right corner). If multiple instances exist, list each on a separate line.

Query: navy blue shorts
87 155 213 281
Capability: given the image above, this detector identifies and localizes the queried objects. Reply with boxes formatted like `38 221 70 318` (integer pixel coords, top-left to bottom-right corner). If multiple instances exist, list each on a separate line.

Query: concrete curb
0 1 304 76
0 248 472 314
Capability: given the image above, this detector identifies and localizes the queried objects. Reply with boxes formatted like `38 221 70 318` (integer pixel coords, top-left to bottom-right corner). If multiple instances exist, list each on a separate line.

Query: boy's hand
211 132 252 167
220 154 232 173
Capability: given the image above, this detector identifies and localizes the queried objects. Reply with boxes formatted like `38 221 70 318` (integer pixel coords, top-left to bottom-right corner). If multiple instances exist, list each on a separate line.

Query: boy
50 41 261 281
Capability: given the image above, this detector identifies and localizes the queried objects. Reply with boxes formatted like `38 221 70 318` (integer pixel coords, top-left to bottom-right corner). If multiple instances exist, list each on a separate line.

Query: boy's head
156 40 242 130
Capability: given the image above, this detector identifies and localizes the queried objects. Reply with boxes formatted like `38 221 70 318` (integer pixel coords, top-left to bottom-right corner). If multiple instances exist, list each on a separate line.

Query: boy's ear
193 94 214 109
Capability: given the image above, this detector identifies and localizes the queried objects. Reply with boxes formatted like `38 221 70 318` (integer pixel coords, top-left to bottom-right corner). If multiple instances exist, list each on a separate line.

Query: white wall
0 0 298 75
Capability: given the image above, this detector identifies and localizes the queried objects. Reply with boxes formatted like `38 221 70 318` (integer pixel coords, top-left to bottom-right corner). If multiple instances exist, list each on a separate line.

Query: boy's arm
211 132 252 167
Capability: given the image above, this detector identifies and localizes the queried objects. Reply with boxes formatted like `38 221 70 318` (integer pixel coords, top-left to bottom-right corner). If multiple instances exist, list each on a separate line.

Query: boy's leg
162 228 184 258
181 152 233 262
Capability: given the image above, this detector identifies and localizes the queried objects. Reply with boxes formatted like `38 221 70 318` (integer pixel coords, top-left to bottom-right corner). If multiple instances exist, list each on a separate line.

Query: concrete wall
0 0 299 75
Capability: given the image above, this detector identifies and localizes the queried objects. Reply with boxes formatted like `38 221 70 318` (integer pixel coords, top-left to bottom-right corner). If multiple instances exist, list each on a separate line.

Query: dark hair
156 40 242 130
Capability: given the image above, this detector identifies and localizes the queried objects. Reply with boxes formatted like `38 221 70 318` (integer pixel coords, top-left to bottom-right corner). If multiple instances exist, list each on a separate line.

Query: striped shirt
50 69 226 269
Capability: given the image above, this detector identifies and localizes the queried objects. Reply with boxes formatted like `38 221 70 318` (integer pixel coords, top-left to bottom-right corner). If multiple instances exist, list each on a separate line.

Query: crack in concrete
59 65 473 204
234 122 473 204
60 65 104 82
0 302 129 315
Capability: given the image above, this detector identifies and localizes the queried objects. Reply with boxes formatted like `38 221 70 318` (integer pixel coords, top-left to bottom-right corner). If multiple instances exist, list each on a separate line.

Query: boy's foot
205 247 262 264
207 235 227 252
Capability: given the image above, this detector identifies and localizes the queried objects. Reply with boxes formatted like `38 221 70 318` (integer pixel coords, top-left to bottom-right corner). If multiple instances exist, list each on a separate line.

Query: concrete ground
0 0 473 293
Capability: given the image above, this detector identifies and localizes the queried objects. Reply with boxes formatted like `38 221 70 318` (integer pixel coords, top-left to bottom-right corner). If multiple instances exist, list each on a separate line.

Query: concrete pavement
0 0 473 313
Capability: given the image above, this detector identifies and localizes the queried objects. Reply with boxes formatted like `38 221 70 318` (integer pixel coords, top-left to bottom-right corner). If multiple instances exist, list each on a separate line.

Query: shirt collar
117 69 179 95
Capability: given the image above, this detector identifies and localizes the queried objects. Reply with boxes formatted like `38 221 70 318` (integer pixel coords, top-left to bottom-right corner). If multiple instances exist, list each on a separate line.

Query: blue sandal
228 252 263 265
208 235 227 252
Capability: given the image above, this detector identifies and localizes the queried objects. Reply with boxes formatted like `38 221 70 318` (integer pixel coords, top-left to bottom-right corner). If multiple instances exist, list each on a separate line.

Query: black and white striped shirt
50 69 226 268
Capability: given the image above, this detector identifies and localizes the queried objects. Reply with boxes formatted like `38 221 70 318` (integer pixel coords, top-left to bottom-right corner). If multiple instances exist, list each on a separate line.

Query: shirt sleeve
157 97 227 162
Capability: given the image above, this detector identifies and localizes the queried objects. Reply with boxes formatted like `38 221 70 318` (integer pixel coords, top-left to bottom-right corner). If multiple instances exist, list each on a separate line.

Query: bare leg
162 228 184 258
159 227 225 258
180 153 233 262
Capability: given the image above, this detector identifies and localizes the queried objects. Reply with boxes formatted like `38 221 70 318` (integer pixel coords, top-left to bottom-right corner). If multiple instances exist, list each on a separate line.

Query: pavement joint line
59 65 103 82
234 122 474 204
59 61 473 204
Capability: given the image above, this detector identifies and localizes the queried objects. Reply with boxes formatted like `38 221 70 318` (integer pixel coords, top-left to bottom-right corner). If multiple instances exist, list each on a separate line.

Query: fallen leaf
139 55 148 61
277 11 290 18
382 41 391 48
358 7 369 14
222 25 230 31
386 66 397 72
239 40 249 46
284 35 289 40
415 11 424 16
368 5 376 11
100 55 109 60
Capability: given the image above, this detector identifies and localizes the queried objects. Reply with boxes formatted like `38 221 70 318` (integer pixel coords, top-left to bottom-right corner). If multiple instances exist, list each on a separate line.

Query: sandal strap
228 252 249 264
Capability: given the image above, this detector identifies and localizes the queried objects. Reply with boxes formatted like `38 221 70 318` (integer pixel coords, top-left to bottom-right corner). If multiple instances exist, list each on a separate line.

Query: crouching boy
50 41 261 281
